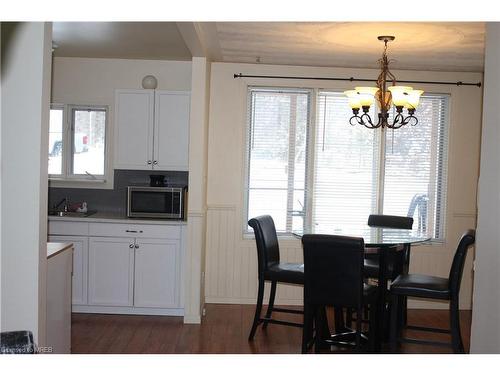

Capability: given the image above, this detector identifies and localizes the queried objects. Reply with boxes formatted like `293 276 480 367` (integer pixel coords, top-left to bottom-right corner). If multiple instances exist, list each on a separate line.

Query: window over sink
49 104 108 185
244 87 450 240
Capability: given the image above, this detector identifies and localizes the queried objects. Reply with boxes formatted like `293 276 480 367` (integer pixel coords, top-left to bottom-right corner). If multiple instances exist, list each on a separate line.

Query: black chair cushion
390 274 450 300
265 262 304 284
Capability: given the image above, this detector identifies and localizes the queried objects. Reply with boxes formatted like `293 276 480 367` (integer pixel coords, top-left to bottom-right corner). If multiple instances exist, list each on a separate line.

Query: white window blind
245 88 311 233
313 92 380 232
383 95 449 238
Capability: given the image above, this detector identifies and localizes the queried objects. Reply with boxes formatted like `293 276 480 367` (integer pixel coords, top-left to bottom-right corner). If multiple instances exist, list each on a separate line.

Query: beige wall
204 62 483 309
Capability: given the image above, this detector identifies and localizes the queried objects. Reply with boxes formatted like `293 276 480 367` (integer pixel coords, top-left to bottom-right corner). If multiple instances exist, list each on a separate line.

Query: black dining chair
364 215 414 322
389 229 475 353
247 215 304 340
365 214 414 280
346 214 414 329
301 234 378 353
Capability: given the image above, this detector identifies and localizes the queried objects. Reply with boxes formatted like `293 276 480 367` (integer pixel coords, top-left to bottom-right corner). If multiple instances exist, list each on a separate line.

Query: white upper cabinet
114 89 190 171
154 91 190 171
114 89 155 170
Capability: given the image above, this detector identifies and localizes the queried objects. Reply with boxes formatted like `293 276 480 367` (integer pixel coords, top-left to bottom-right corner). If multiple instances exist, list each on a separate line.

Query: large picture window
245 87 450 240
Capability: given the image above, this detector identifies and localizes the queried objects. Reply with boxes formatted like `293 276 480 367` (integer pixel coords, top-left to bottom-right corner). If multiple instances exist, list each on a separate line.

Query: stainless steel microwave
127 186 186 220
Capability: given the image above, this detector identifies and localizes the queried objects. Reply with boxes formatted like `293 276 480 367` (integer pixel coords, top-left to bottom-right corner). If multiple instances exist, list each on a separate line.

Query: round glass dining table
292 225 431 351
292 225 431 247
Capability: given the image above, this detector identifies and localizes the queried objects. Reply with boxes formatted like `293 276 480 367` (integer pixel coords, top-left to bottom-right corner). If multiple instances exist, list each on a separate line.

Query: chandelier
344 36 424 129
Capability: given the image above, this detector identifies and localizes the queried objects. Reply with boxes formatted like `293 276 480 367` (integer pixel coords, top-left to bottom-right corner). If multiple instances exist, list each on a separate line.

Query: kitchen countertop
47 242 73 259
48 211 187 225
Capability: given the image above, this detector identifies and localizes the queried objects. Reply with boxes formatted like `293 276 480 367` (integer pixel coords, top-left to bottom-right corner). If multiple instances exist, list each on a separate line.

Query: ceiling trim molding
176 22 222 62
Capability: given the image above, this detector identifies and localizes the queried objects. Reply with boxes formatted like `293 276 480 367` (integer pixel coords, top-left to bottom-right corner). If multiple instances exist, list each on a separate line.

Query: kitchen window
49 104 108 182
245 87 450 240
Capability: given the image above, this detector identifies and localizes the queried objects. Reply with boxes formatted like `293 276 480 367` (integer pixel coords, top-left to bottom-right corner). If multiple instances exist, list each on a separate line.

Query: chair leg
355 307 362 352
364 305 370 321
314 307 323 353
263 281 277 329
248 278 265 341
402 296 408 326
368 301 378 352
334 307 346 333
389 294 400 353
450 299 465 353
345 307 353 328
302 302 314 354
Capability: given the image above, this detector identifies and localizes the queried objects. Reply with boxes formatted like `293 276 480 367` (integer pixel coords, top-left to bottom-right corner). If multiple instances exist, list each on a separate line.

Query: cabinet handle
135 244 140 249
129 243 134 248
125 230 143 233
153 160 158 165
147 160 152 165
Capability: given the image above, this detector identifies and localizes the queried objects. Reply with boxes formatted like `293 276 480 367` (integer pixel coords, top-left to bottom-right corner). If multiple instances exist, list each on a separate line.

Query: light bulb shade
358 93 375 107
344 90 361 109
354 87 378 107
355 87 380 96
142 75 158 89
388 86 413 107
405 89 424 109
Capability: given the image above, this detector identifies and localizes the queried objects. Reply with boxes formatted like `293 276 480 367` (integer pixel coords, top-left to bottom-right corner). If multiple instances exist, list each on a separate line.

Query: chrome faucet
53 197 70 212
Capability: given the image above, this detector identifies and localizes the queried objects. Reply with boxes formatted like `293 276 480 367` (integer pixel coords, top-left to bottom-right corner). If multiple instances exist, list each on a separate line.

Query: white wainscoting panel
205 206 304 305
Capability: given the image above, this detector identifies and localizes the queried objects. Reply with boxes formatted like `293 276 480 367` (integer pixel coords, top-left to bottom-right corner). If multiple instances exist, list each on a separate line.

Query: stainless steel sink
48 210 97 218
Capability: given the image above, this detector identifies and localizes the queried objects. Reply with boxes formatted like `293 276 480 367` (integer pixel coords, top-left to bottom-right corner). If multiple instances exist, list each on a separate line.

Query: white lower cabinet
88 237 135 307
134 238 180 308
48 235 88 306
48 219 185 316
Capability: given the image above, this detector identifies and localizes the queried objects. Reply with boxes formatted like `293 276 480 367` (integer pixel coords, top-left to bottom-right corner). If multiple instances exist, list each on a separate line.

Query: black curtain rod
233 73 482 87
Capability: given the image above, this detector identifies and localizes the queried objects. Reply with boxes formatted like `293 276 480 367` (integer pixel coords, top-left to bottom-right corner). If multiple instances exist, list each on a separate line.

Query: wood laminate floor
71 304 471 354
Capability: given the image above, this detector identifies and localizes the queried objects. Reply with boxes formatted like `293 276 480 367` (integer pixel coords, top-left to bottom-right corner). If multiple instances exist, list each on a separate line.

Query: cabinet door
49 236 88 305
115 89 154 170
154 91 190 171
134 238 180 308
88 237 135 307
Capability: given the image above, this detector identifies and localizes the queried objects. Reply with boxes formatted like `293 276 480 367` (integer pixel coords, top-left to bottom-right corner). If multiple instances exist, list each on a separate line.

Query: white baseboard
72 305 184 316
183 315 201 324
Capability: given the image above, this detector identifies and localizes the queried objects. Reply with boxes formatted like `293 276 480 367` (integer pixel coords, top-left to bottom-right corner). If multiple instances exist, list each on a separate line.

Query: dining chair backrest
248 215 280 276
301 234 365 308
368 214 414 230
448 229 475 297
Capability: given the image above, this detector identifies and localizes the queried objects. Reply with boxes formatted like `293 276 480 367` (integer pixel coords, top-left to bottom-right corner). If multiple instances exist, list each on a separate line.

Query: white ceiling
52 22 486 72
52 22 192 60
